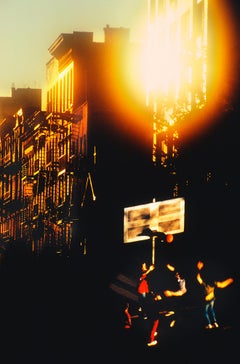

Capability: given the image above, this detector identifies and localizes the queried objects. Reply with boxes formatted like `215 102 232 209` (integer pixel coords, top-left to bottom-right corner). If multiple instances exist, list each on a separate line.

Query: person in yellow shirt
196 260 234 329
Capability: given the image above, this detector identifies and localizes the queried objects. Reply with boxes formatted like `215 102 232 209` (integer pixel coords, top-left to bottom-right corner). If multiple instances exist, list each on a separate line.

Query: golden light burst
124 0 239 145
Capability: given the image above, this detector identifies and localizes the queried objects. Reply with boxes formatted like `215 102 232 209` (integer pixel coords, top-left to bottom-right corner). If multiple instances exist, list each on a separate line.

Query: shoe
154 331 158 337
143 315 148 320
147 340 157 347
205 324 213 329
213 322 219 328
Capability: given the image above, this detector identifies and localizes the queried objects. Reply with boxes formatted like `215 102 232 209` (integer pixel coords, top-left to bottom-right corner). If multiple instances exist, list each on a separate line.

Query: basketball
166 234 174 243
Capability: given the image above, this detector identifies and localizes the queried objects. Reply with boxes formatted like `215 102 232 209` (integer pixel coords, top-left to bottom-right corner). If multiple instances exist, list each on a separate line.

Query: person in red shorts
137 262 155 319
146 294 162 346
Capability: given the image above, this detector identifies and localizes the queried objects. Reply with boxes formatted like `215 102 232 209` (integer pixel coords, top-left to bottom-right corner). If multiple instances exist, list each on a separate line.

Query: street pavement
0 253 238 363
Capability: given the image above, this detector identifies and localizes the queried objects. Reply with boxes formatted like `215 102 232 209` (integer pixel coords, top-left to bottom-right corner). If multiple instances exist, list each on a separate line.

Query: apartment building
0 87 41 122
0 26 152 257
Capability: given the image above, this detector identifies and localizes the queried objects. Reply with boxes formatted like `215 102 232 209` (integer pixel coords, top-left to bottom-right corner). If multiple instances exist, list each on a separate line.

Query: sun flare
126 0 238 144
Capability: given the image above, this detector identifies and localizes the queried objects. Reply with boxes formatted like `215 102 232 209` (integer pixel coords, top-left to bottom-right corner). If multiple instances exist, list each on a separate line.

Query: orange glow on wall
181 0 239 143
125 0 239 146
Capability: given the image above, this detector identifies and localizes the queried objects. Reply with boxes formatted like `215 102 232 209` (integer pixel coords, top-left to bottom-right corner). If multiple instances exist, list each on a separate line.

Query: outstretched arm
166 263 175 272
215 277 234 288
164 289 186 297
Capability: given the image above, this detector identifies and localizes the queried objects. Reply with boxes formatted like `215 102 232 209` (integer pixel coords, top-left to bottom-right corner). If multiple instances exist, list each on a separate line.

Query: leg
209 299 218 327
147 318 159 346
124 302 132 328
150 318 159 342
138 294 148 319
204 302 212 328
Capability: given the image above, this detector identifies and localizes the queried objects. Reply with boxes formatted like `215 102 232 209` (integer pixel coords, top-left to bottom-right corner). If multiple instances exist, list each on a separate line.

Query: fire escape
0 107 96 256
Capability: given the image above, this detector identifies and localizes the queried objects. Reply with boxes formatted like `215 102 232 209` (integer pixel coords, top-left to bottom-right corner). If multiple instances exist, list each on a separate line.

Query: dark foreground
0 252 238 364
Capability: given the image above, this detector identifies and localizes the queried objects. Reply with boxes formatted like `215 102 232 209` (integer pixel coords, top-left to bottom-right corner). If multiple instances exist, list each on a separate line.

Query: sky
0 0 147 97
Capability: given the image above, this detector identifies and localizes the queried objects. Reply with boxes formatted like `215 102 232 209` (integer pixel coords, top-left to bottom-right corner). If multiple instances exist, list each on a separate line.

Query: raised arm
196 272 203 285
146 264 155 275
196 260 204 285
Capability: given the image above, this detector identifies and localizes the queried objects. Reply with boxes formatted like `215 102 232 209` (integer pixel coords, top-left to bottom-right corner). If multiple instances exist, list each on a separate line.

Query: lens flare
124 0 239 145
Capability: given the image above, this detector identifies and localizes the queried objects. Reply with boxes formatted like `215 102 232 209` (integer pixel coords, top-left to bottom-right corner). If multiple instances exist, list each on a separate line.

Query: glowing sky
0 0 146 96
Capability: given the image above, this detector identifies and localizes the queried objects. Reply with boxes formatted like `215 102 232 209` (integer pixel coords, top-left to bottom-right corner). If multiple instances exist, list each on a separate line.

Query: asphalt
0 253 238 363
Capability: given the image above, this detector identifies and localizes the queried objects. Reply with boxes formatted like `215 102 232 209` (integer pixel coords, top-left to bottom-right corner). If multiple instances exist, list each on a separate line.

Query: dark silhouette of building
0 27 153 259
0 87 41 122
